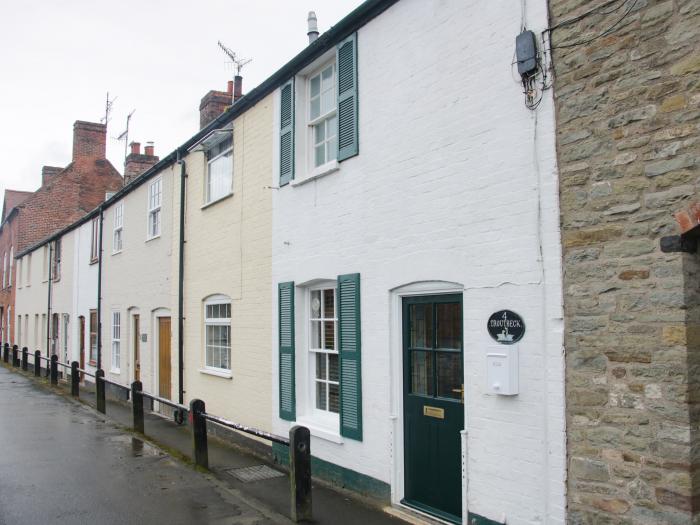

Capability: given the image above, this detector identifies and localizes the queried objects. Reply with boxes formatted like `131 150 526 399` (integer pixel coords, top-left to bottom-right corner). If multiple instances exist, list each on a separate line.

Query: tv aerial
217 40 252 76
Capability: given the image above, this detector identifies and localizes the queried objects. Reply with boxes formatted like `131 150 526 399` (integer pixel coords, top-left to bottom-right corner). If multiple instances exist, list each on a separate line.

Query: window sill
88 360 96 367
110 368 120 374
89 258 98 266
112 250 122 256
199 368 232 379
145 235 161 243
296 417 344 444
290 161 339 187
201 192 234 210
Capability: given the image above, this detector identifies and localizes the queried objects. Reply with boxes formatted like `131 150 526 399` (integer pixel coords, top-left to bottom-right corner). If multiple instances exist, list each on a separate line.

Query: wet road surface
0 366 280 524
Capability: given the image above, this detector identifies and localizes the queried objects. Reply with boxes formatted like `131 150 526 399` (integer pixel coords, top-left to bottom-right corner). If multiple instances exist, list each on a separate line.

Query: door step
383 505 457 525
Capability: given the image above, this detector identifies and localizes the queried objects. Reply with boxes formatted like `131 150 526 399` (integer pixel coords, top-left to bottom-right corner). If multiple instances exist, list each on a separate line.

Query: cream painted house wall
101 166 176 395
175 95 273 430
15 244 52 354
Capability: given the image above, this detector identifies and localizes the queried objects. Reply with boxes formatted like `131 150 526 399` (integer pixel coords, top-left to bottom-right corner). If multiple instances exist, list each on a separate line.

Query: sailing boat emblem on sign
487 310 525 345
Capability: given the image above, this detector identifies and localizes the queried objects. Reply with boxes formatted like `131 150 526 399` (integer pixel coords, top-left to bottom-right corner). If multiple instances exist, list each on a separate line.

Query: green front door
402 294 464 523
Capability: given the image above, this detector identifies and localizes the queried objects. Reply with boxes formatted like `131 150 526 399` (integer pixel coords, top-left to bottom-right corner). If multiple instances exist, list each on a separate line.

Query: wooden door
133 315 141 382
79 316 85 381
158 317 171 399
402 295 464 524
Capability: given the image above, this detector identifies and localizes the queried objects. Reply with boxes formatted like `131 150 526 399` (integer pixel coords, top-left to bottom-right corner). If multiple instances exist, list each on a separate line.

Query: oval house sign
487 310 525 344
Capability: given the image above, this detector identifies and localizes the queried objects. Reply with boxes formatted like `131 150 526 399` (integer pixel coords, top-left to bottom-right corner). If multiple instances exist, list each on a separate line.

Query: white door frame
388 281 466 517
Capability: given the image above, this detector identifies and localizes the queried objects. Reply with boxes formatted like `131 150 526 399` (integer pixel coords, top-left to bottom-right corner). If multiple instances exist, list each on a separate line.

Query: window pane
310 290 321 318
310 97 320 120
311 321 321 349
323 289 334 318
437 303 462 349
315 122 325 143
316 353 327 380
310 74 320 97
409 304 433 349
411 350 434 396
315 145 325 167
320 86 334 116
316 381 327 411
329 383 339 413
323 321 335 350
329 353 339 382
437 352 462 400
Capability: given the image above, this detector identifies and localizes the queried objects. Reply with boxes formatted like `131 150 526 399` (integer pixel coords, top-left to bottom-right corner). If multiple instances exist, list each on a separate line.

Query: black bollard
21 347 28 371
50 355 58 385
12 345 18 367
132 381 144 434
71 362 79 397
289 426 312 522
96 370 105 414
34 351 41 376
189 399 208 469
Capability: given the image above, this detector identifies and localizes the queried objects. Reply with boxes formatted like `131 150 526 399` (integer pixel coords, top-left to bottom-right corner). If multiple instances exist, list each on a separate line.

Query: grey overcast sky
0 0 364 199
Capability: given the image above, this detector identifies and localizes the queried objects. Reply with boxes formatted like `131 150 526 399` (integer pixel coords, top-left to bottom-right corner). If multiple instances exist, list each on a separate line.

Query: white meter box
486 345 519 395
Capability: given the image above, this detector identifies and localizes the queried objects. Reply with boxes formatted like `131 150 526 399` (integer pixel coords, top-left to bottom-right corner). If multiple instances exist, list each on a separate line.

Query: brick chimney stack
41 166 63 187
72 121 107 164
199 82 233 129
124 141 159 184
234 75 243 102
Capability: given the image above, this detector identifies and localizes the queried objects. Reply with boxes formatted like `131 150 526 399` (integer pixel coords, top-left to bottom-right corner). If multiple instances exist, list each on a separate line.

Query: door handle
452 384 464 404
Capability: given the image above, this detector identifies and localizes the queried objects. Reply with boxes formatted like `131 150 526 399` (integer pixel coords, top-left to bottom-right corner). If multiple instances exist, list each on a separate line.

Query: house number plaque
487 310 525 344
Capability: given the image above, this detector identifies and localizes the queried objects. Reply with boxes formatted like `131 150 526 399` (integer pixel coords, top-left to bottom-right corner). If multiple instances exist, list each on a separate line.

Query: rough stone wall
549 0 700 522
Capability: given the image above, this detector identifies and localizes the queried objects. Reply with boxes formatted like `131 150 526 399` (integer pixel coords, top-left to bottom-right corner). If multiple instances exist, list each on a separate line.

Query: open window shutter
279 79 295 186
338 273 362 440
336 33 358 162
278 281 296 420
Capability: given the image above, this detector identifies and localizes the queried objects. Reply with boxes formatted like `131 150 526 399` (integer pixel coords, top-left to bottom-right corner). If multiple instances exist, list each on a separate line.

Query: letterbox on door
486 345 519 396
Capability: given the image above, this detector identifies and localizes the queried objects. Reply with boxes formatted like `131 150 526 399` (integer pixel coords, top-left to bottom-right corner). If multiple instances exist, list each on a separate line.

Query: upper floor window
204 295 231 373
308 63 337 169
2 252 6 288
205 136 233 205
42 245 49 280
147 178 162 239
51 240 61 281
90 217 99 263
8 247 13 288
113 202 124 253
25 253 31 286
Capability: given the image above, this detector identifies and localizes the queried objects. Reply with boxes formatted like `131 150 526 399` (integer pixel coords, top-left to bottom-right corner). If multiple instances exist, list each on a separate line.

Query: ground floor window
204 296 231 371
89 310 97 363
111 311 120 372
309 287 339 414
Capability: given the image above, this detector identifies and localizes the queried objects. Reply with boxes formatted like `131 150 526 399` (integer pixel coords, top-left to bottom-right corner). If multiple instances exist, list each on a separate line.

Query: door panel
158 317 171 399
402 295 463 523
133 315 140 382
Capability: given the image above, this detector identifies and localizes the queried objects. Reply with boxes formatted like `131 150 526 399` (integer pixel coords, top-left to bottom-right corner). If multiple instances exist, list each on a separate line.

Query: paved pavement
0 363 407 525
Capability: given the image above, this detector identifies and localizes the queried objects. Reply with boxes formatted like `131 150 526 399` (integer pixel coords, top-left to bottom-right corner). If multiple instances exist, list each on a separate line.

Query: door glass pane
409 304 433 349
437 352 462 400
411 350 434 396
437 303 462 349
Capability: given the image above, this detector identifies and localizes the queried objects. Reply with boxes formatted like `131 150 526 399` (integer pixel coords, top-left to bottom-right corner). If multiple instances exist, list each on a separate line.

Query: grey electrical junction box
516 30 537 76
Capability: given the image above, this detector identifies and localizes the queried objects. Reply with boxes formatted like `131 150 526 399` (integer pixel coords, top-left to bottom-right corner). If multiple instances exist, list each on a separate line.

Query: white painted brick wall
271 1 565 523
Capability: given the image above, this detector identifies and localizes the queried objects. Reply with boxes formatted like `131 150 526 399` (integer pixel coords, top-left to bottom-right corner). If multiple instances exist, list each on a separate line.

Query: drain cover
226 465 285 483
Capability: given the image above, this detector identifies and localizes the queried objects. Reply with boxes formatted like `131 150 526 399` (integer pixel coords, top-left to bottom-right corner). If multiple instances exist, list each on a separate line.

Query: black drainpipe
96 206 104 370
46 241 53 359
177 155 186 404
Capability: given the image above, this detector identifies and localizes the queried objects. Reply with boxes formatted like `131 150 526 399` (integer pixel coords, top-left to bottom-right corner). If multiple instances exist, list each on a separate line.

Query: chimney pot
308 11 319 43
144 142 154 156
234 76 243 102
130 142 141 155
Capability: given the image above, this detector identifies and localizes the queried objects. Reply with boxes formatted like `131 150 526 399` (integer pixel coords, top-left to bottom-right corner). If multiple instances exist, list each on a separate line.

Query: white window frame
113 202 124 254
111 310 121 373
204 136 233 206
307 62 338 176
147 177 162 240
90 217 99 262
302 283 340 432
42 245 49 281
52 240 61 282
203 295 231 375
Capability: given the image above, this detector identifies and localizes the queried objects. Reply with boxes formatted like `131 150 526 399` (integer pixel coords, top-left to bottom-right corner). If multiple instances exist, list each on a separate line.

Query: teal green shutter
278 281 296 420
336 33 358 161
338 273 362 440
279 79 295 186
